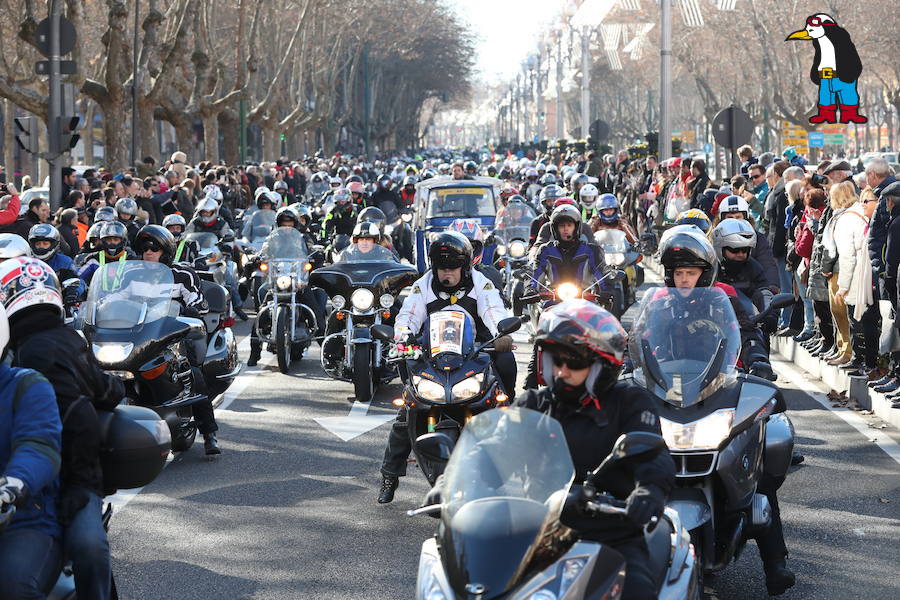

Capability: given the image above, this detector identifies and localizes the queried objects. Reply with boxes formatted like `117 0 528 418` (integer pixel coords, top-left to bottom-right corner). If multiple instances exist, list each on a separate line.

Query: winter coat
834 202 870 304
0 194 20 226
866 174 898 281
752 231 780 290
764 180 788 258
808 207 832 302
881 205 900 308
0 364 61 537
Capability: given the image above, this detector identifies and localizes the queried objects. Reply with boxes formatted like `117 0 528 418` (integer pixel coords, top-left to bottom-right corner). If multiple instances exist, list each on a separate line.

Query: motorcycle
490 203 536 315
309 244 418 402
370 312 524 485
627 286 796 584
81 261 240 451
592 228 644 318
383 205 415 263
237 210 277 308
410 407 698 599
186 231 230 286
254 227 318 374
518 268 624 338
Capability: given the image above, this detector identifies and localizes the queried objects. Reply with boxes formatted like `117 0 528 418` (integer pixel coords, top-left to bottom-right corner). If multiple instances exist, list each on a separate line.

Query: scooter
409 408 698 599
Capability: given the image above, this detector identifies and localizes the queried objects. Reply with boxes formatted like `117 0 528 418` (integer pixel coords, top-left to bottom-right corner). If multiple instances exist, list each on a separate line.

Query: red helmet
347 181 365 195
553 197 577 208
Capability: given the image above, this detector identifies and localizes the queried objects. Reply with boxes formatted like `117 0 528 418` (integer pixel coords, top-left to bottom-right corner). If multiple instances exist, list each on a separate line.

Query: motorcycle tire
352 344 374 403
275 305 292 374
610 287 626 319
689 529 705 597
170 422 197 453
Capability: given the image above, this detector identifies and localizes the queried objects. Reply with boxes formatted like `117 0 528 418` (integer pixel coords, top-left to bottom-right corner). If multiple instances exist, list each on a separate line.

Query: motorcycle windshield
426 187 496 218
629 286 741 407
84 261 179 329
261 227 309 259
248 210 276 241
337 245 397 264
593 228 628 252
441 408 574 597
494 205 535 246
425 310 475 358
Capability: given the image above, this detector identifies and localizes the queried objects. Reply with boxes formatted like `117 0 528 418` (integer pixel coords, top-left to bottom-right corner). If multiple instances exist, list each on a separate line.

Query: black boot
764 559 796 595
247 343 262 367
204 433 222 456
377 475 399 504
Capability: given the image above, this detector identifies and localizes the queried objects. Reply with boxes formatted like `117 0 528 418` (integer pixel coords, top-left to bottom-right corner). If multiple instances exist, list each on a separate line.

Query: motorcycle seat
644 514 673 591
200 279 229 313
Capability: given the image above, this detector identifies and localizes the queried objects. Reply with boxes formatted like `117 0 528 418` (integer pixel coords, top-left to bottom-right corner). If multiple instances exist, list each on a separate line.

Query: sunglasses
750 173 763 180
806 16 833 27
724 246 750 255
549 351 592 370
142 242 162 252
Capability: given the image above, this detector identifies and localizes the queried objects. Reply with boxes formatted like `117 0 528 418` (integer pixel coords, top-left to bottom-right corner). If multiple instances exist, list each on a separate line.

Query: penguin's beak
786 29 812 41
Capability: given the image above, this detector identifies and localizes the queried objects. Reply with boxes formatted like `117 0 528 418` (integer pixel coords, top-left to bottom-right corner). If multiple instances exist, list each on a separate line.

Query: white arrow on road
315 401 396 441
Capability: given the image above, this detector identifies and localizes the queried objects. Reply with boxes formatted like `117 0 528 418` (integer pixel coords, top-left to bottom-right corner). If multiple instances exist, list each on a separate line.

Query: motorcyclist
133 225 221 455
711 219 773 316
163 214 199 264
464 160 478 177
533 198 596 249
674 208 712 235
273 180 295 206
77 221 136 286
377 232 515 504
28 223 84 303
186 196 247 321
399 176 417 208
715 195 780 291
370 175 402 214
114 197 141 245
528 184 564 246
3 257 124 600
519 167 541 201
569 172 590 201
319 188 357 242
0 303 63 599
356 206 399 257
241 192 277 241
347 181 369 209
578 183 599 221
655 228 795 595
590 193 638 243
513 300 675 600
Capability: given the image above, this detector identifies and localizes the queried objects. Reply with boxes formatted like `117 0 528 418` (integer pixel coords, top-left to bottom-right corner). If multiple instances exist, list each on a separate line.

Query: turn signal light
335 311 346 320
304 262 313 271
382 310 392 319
496 392 509 404
497 259 506 268
260 263 269 271
221 317 235 329
392 398 405 407
141 362 168 380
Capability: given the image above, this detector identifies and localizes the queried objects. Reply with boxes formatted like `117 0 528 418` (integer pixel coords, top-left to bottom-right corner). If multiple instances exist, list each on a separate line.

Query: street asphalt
108 275 900 599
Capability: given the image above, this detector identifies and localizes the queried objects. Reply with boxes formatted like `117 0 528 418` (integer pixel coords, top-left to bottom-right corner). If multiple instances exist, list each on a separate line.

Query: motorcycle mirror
370 324 394 342
62 278 81 289
415 432 454 463
497 316 523 336
639 232 658 254
588 432 666 484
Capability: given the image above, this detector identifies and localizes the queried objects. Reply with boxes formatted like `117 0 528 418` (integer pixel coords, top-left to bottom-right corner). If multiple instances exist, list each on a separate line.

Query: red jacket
0 195 20 226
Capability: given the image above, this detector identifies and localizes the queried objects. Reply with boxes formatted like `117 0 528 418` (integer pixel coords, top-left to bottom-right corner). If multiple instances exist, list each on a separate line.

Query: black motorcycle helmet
658 226 718 287
99 221 129 257
464 160 477 175
428 231 473 279
28 224 62 260
376 175 392 191
134 225 176 265
94 205 117 224
276 206 299 228
534 299 627 400
570 172 589 195
357 206 386 236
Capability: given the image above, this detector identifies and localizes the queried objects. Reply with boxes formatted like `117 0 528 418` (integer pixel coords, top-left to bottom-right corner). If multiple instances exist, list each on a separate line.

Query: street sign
590 119 610 142
703 143 712 153
35 60 77 76
36 17 77 57
808 132 825 148
680 130 696 144
712 106 754 149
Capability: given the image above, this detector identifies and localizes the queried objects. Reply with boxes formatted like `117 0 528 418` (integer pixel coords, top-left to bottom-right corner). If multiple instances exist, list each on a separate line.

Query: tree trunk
202 112 219 163
261 127 279 161
102 98 128 172
83 103 95 166
219 111 239 166
174 120 194 163
135 99 159 162
3 100 15 183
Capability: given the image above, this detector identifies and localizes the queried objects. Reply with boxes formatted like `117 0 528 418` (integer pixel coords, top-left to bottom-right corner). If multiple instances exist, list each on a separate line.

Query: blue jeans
0 527 62 599
818 77 860 106
776 257 794 327
796 275 815 332
64 492 112 600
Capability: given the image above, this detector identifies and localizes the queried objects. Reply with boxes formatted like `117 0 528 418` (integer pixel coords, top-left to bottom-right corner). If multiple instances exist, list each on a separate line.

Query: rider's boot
377 475 399 504
204 433 222 456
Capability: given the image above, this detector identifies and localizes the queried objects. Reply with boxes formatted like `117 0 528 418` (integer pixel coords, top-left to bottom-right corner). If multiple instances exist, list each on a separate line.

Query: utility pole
555 33 564 139
131 0 140 166
581 26 590 141
48 0 62 208
537 49 546 141
362 45 370 157
658 0 673 161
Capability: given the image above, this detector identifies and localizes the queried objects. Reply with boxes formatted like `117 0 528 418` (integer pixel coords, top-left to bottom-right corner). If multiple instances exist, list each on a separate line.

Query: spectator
60 167 76 208
57 208 81 258
12 197 49 239
826 181 867 366
823 160 856 192
738 144 758 176
808 189 836 358
689 159 710 209
0 184 21 230
786 180 815 341
20 175 32 191
872 182 900 396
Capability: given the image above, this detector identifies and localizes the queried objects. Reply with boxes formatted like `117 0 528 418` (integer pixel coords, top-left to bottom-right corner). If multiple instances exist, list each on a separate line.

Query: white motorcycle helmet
0 304 8 357
0 233 32 259
203 184 224 203
579 183 599 211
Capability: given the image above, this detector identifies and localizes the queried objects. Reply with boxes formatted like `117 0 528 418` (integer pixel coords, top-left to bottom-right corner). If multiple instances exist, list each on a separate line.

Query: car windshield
443 407 573 518
84 261 179 329
337 245 397 264
260 227 309 259
629 286 741 407
426 186 496 218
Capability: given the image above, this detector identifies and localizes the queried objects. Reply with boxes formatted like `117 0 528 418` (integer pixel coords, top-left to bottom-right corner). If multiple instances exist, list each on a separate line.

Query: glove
423 474 445 507
493 335 513 353
0 476 25 507
625 484 665 527
57 486 91 526
63 286 80 306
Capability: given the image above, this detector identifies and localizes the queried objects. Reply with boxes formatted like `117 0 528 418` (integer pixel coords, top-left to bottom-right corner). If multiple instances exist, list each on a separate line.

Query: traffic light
14 117 36 154
57 115 80 152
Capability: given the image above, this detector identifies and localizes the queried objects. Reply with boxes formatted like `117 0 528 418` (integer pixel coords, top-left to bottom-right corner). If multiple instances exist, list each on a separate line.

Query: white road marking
773 358 900 467
314 401 396 441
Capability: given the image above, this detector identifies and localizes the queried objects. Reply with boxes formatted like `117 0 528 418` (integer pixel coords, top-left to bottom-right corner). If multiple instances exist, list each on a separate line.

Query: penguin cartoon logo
786 13 867 125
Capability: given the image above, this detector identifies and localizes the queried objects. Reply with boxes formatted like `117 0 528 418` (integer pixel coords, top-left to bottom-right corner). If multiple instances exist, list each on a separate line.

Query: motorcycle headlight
416 550 452 600
380 293 394 308
495 244 507 256
401 212 413 223
451 373 484 401
528 591 557 600
413 375 446 403
661 408 735 451
351 288 375 311
276 275 292 291
606 252 626 267
509 240 526 258
557 282 580 301
92 342 134 364
332 295 346 309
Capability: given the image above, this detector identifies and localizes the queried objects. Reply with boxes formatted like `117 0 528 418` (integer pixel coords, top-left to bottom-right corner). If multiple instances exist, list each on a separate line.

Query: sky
449 0 554 81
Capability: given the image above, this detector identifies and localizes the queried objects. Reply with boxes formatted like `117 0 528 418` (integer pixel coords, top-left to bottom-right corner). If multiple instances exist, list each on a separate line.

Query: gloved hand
63 286 80 306
57 486 91 526
0 476 26 507
625 484 665 528
494 335 513 353
423 474 445 507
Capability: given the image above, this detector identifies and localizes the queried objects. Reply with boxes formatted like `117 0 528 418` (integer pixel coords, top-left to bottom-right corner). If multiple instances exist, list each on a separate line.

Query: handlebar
584 494 658 526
